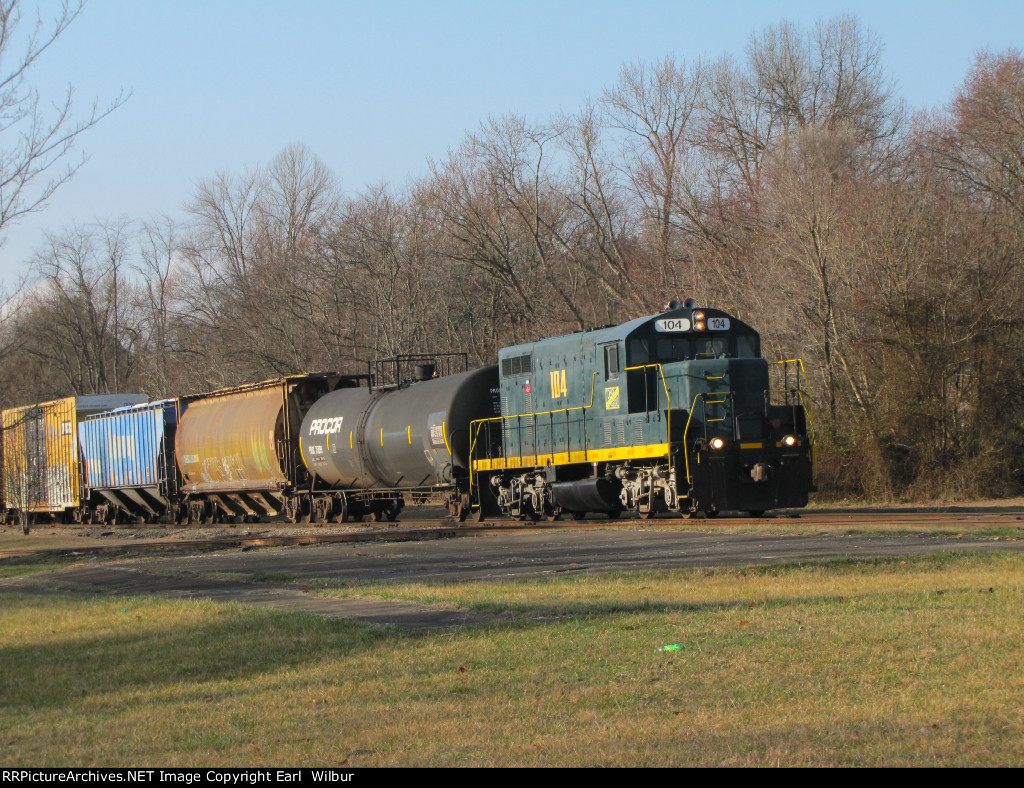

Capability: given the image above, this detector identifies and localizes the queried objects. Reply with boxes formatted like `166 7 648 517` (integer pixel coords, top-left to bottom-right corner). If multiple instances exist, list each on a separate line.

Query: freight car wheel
372 505 400 523
329 495 347 524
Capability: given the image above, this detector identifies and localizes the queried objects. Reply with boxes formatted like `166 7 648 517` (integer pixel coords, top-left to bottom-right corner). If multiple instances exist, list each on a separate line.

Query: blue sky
2 0 1021 282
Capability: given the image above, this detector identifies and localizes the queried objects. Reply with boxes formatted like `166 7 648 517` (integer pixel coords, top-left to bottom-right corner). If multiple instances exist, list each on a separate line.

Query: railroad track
2 509 1021 561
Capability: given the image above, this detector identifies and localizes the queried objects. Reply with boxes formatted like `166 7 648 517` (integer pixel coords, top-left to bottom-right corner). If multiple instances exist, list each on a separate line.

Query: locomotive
1 301 814 530
470 299 814 519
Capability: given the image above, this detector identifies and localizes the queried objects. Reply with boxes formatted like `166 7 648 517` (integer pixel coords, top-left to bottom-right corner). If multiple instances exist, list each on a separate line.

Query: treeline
1 17 1022 501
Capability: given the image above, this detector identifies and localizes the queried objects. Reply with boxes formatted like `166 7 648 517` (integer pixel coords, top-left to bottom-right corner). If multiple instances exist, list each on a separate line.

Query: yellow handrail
681 390 733 485
624 364 671 478
774 357 816 468
767 386 817 467
468 364 672 493
468 372 598 494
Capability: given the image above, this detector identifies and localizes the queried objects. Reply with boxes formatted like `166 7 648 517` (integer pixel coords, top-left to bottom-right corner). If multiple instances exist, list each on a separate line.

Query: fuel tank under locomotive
300 366 499 490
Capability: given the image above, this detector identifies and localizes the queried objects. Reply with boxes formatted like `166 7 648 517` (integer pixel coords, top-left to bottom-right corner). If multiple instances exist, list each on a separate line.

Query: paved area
3 528 1022 628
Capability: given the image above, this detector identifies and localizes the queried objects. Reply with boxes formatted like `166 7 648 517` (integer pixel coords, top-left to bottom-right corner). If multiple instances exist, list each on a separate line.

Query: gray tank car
299 364 500 521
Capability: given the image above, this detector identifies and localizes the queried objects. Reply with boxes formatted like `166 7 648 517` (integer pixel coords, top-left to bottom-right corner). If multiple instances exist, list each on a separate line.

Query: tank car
299 356 500 521
469 300 815 519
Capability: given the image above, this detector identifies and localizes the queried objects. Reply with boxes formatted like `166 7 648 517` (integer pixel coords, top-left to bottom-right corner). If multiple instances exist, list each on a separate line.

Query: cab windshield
628 330 759 365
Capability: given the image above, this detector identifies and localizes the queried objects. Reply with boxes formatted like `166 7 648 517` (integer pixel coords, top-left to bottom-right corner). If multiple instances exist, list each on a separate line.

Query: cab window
735 333 759 358
603 344 620 380
628 337 651 366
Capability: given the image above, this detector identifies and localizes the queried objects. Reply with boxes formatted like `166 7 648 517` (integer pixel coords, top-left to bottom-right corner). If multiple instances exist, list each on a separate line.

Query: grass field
2 551 1024 766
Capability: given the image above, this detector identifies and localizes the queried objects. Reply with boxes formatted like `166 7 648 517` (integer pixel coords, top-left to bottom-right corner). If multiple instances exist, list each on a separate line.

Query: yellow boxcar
2 394 146 520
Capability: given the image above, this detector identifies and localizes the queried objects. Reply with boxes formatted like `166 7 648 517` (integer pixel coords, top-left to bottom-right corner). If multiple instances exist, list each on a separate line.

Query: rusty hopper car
2 394 147 529
174 373 365 523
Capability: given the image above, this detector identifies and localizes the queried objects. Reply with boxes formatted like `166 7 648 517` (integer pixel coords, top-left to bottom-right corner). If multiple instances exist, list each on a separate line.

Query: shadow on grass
0 593 394 713
0 550 1013 716
0 587 808 716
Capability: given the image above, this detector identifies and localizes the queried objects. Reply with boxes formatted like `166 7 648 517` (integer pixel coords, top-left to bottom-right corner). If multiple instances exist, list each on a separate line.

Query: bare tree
928 48 1024 219
556 104 659 315
746 15 903 145
22 219 139 394
134 215 187 395
0 0 128 245
601 56 706 289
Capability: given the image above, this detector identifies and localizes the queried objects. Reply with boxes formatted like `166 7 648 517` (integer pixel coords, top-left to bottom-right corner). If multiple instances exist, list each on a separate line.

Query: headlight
782 435 797 447
710 437 725 450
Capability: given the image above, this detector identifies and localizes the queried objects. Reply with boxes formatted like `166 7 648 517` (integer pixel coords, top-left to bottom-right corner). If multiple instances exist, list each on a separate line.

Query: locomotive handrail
624 363 671 478
681 390 734 485
774 358 816 468
767 386 818 468
468 372 599 495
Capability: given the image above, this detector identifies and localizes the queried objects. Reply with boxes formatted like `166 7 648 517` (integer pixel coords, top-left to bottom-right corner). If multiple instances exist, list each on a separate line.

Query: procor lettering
307 417 344 436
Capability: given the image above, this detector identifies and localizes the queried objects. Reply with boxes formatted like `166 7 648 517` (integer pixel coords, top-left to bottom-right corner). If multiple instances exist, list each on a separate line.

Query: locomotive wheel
472 507 486 523
640 510 657 520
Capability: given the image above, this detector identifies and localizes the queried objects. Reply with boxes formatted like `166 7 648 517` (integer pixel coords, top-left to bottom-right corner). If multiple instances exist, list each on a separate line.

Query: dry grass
2 552 1024 766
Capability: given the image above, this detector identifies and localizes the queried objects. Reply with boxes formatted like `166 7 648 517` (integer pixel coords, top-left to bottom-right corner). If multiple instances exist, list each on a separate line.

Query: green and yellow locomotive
469 299 815 519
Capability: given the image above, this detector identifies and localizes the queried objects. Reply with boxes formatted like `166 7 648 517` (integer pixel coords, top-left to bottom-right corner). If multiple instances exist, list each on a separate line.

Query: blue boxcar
79 399 183 522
